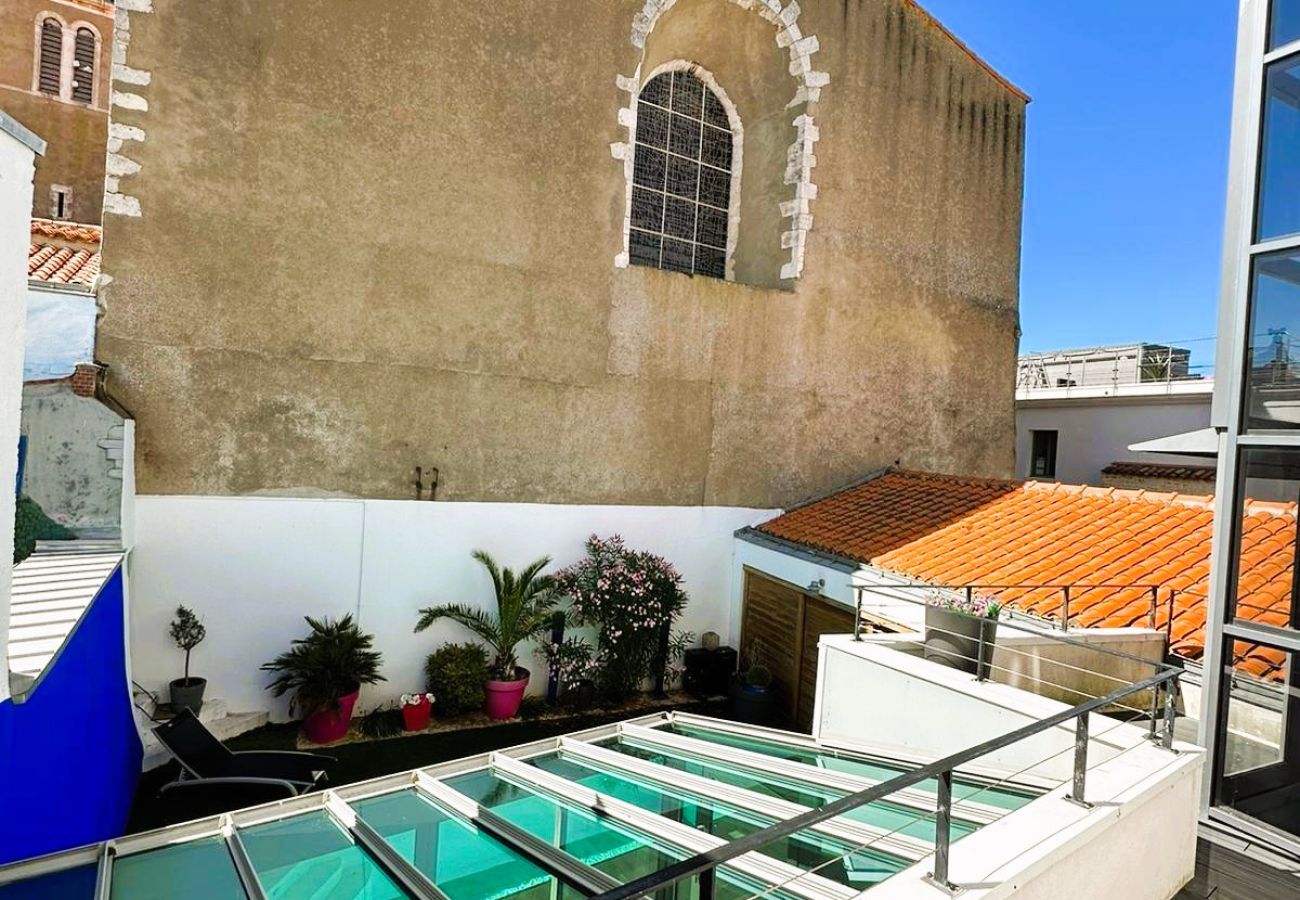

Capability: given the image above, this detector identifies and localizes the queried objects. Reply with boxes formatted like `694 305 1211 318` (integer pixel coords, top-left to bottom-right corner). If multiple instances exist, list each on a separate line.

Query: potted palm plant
261 615 385 743
168 606 207 714
415 550 559 720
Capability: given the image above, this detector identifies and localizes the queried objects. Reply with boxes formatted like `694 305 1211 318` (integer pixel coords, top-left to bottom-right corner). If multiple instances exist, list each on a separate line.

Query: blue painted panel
0 567 142 865
23 288 96 382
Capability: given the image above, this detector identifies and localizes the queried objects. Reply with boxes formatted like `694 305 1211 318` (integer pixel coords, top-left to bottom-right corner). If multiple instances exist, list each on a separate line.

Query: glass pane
1232 448 1300 630
240 811 408 900
599 738 974 843
444 770 789 900
1243 250 1300 429
0 865 96 900
352 790 573 900
665 724 1036 811
111 837 245 900
1256 56 1300 242
1222 639 1291 777
1272 0 1300 50
528 753 908 889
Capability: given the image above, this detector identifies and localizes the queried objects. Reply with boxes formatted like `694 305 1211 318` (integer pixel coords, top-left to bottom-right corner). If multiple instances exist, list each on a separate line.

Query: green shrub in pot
424 642 489 716
262 615 385 742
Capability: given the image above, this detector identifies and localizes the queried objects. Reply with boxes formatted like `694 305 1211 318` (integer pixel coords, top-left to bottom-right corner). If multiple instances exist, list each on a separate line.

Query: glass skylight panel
602 738 974 844
528 752 909 889
444 769 789 900
239 811 408 899
350 790 577 900
665 723 1036 811
110 838 245 900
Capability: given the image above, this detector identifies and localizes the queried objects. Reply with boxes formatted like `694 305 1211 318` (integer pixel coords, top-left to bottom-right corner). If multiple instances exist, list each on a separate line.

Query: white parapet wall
129 496 777 720
814 635 1202 899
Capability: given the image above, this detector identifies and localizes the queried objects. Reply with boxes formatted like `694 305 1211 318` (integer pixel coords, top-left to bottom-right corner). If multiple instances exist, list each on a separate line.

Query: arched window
37 18 62 96
71 27 96 103
629 70 735 280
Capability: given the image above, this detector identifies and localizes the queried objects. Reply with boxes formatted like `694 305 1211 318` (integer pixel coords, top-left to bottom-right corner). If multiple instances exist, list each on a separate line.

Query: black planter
169 676 207 714
729 675 776 725
923 606 998 680
563 679 596 711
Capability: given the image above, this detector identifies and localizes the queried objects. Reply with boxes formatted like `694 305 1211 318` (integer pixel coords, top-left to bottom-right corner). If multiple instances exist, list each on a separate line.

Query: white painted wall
0 121 40 704
129 497 777 719
1015 390 1212 484
812 635 1202 899
22 287 95 382
813 635 1151 782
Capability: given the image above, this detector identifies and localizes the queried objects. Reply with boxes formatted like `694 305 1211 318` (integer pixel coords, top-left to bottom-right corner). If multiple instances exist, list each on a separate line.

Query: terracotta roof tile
1101 461 1217 482
27 219 100 289
756 468 1298 680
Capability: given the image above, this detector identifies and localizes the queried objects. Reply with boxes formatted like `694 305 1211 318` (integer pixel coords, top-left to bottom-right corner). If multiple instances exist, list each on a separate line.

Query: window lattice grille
629 71 734 280
38 19 62 96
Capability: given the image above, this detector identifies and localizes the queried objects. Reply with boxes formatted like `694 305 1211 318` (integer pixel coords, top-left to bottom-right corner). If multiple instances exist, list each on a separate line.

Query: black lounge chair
152 709 335 818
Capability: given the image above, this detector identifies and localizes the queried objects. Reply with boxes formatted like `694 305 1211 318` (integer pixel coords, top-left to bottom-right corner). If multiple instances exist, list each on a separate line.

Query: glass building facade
1202 0 1300 850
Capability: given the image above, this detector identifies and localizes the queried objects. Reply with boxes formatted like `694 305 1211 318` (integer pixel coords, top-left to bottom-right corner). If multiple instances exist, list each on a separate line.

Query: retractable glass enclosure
0 713 1048 899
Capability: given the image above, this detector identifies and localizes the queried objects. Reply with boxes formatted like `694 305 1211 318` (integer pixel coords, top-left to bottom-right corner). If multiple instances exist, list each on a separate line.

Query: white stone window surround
614 0 827 282
620 60 744 282
30 13 103 107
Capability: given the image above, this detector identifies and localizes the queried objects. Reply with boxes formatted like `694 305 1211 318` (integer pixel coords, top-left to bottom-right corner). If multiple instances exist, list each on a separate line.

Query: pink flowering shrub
926 589 1002 620
552 534 689 699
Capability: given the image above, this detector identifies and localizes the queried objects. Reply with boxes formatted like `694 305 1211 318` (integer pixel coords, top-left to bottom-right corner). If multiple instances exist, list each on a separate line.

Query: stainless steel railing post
927 769 956 892
1066 711 1091 808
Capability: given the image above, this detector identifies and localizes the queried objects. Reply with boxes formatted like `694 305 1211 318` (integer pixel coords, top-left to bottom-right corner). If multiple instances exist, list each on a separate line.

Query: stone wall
99 0 1026 508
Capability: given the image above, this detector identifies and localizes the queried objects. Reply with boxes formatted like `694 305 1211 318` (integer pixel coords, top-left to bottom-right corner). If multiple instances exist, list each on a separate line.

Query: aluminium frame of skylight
0 712 1042 899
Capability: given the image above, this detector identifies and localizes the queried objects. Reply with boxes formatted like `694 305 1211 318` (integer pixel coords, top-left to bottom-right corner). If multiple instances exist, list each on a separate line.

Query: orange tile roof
1101 461 1216 482
28 219 100 289
757 469 1296 678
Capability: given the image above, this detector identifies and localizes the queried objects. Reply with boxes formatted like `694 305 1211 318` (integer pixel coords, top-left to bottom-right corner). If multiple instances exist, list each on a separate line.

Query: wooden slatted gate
739 568 856 732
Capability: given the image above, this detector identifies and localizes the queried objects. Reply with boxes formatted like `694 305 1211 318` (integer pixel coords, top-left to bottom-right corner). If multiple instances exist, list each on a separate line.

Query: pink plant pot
484 669 529 720
402 697 432 731
302 689 359 744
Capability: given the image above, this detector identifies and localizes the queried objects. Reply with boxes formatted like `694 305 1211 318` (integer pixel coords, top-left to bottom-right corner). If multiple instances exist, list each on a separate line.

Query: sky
918 2 1239 373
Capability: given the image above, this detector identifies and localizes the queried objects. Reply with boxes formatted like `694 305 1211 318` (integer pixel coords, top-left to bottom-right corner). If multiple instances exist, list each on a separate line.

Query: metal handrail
590 666 1182 900
852 584 1181 673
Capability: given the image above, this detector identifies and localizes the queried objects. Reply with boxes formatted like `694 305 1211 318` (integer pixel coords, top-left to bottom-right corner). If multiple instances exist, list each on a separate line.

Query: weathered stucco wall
0 0 113 223
98 0 1025 508
20 382 125 532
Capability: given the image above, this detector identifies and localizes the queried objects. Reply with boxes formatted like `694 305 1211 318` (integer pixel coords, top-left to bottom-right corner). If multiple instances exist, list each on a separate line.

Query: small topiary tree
424 642 489 716
169 606 206 686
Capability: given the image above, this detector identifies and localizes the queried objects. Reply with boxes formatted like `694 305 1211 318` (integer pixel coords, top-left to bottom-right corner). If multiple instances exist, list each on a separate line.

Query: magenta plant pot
302 689 359 744
484 669 529 720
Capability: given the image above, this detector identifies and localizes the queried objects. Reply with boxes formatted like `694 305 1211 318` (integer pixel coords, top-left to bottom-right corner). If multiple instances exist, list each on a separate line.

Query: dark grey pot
923 606 998 680
170 677 207 715
729 674 776 725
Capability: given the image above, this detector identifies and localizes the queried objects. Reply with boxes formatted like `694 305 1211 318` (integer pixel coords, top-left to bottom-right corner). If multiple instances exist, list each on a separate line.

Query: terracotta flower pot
484 668 529 720
302 689 359 744
402 696 432 731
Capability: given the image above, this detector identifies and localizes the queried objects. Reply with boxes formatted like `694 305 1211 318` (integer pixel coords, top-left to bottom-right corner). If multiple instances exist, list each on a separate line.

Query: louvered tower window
629 70 735 280
71 28 96 103
38 18 62 96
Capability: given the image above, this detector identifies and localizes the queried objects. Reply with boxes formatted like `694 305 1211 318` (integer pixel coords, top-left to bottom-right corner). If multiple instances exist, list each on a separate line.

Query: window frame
622 61 743 283
30 15 101 106
1029 429 1058 479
